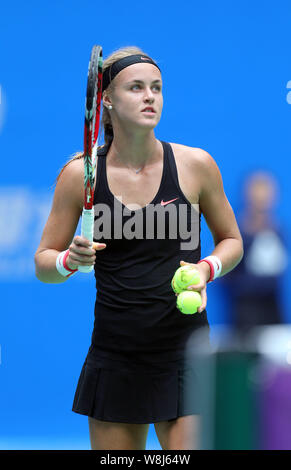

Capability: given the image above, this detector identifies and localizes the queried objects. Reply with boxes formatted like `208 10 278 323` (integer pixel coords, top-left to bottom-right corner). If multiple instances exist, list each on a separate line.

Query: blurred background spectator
221 171 288 333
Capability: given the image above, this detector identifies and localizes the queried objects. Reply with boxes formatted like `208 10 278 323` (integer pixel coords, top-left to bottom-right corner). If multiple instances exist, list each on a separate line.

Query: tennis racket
78 45 103 273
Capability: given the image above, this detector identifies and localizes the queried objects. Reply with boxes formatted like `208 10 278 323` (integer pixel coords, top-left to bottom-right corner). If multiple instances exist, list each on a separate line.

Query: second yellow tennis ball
171 265 200 294
176 291 202 314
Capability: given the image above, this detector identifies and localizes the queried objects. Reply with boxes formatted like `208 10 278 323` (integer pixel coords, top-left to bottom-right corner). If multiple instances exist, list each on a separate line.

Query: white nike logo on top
160 198 179 206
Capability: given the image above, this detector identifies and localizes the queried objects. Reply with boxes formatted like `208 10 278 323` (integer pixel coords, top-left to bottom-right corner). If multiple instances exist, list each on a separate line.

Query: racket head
83 45 103 210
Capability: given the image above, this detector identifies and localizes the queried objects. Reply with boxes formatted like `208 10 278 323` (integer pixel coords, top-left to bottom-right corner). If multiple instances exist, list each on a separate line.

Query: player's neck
109 131 161 168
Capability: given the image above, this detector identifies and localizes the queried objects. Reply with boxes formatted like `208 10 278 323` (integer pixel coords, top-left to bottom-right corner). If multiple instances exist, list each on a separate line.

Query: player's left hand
178 260 209 314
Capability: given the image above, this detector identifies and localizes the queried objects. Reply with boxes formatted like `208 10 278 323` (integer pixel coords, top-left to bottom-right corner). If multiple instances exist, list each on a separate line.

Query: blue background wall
1 0 291 449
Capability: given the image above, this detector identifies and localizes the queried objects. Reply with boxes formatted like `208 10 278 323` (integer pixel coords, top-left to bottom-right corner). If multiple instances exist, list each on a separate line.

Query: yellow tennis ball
176 291 202 314
171 265 200 294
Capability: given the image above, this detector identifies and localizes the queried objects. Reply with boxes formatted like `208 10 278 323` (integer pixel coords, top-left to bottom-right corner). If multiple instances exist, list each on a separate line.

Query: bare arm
198 149 243 275
34 159 105 283
180 148 243 312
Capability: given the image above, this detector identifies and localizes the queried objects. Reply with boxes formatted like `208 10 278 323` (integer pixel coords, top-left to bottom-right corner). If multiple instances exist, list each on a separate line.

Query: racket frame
78 45 103 273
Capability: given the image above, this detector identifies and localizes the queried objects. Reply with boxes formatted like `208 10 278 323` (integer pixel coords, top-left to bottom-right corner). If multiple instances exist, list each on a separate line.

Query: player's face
108 63 163 131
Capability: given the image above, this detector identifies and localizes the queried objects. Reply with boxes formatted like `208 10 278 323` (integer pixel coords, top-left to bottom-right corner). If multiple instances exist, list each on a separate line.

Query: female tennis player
34 46 243 450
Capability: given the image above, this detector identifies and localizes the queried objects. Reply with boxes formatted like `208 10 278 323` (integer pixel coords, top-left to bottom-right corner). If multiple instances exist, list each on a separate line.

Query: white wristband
56 250 78 278
198 255 222 282
204 255 222 280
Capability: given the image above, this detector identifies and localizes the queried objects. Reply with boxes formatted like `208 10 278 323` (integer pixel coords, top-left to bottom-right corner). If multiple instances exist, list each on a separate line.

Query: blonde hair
57 46 155 181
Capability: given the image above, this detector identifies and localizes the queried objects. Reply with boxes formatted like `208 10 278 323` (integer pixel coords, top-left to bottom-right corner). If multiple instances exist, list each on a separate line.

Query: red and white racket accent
56 250 78 278
198 255 222 283
78 45 103 273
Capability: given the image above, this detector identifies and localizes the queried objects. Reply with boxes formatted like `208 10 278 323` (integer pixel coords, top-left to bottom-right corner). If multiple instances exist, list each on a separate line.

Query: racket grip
78 208 94 273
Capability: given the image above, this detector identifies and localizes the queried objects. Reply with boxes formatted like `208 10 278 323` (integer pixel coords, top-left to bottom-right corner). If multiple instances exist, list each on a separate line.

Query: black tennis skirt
72 341 207 424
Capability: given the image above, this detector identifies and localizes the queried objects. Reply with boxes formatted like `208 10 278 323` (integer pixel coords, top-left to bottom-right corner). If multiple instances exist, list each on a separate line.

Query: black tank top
91 140 208 361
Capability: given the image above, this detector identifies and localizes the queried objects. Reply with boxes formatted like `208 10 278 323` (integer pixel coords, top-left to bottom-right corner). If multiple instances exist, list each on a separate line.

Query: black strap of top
163 141 180 188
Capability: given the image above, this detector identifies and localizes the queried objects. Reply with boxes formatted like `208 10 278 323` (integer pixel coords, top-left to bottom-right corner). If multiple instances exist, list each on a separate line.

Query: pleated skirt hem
72 408 194 425
72 352 200 424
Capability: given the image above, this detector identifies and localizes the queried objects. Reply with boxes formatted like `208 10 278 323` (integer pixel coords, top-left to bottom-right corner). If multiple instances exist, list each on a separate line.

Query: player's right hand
67 236 106 269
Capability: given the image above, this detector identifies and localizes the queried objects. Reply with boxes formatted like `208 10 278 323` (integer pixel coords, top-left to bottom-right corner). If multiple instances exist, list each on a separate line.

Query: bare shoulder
170 142 217 167
57 155 84 183
55 156 85 210
169 142 222 183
